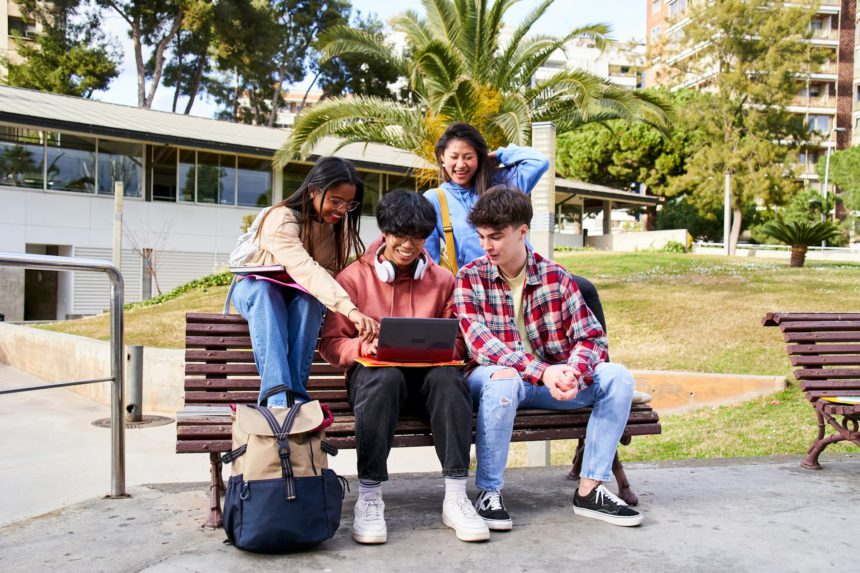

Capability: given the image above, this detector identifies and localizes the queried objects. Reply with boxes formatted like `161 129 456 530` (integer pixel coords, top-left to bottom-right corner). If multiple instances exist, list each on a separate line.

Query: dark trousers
347 364 472 481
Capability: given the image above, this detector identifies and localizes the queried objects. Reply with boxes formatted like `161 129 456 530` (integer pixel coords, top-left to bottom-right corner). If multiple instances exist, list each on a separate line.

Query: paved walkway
1 364 858 572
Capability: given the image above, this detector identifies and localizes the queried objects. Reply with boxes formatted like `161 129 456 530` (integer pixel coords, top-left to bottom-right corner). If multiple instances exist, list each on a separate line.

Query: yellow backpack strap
436 189 459 273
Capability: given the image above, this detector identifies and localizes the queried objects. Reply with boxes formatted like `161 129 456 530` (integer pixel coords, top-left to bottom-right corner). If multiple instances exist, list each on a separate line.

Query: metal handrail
0 252 125 498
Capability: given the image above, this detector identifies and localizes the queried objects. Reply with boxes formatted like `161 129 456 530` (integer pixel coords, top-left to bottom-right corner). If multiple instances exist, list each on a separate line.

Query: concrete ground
1 364 858 572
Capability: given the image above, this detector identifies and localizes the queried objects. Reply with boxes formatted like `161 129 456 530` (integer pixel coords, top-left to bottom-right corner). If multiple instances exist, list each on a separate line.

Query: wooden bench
762 312 860 469
178 312 662 528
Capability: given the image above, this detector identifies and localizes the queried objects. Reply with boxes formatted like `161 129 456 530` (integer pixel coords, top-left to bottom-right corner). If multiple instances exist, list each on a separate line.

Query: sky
97 0 646 118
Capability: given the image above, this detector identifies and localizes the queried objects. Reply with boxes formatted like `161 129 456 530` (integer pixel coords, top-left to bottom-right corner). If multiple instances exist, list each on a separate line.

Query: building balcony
792 95 837 109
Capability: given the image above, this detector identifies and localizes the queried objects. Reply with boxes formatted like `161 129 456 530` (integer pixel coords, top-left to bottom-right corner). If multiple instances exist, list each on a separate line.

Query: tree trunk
171 35 183 113
131 18 146 107
184 49 208 115
729 206 742 256
144 13 184 108
790 245 807 268
643 205 657 231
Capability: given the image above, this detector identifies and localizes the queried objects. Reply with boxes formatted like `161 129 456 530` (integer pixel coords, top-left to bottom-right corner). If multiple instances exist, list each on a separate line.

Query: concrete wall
0 322 184 414
693 244 860 263
586 229 690 252
553 232 585 249
0 323 785 416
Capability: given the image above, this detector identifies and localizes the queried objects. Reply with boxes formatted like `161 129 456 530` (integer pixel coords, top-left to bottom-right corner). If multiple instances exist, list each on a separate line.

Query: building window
809 83 821 97
178 149 196 202
651 0 661 15
196 152 236 205
97 139 142 197
798 150 818 165
359 171 381 216
237 156 273 207
669 0 687 18
7 17 37 39
651 26 661 40
0 126 44 189
807 114 831 133
45 133 96 193
149 146 177 202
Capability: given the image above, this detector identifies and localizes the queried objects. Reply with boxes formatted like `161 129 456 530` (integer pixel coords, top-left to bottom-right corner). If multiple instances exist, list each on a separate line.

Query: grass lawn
40 251 860 461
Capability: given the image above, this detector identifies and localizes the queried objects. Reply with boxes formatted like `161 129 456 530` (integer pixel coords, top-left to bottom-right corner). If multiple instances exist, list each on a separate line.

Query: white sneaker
632 390 652 404
442 496 491 542
352 493 387 544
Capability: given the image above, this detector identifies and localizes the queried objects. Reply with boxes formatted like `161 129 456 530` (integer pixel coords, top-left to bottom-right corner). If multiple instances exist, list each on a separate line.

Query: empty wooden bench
177 312 662 528
763 312 860 469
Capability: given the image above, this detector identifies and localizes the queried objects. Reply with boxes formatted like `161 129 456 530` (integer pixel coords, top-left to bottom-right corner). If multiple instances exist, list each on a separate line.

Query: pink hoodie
319 235 466 370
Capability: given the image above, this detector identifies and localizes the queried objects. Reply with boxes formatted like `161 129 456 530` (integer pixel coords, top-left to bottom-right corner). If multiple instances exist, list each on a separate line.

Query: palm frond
280 97 427 163
493 0 555 83
423 0 462 46
317 25 405 73
411 39 467 98
390 10 434 51
485 94 531 145
763 218 841 246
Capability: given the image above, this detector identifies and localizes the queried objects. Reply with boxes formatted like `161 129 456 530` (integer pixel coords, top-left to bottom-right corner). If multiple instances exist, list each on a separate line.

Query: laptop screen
375 317 459 363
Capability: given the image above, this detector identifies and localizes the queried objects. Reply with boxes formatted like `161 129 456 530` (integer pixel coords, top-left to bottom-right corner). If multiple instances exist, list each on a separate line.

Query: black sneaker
474 490 513 531
572 484 643 527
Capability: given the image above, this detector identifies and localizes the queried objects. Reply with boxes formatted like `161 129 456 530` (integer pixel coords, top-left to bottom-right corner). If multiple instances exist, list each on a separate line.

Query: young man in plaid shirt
454 187 643 529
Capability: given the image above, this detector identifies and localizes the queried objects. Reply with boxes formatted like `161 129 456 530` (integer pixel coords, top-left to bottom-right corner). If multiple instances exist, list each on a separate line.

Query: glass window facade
219 154 237 205
45 133 96 193
360 172 381 216
178 149 196 202
0 127 44 189
237 156 273 207
97 139 142 197
150 145 177 201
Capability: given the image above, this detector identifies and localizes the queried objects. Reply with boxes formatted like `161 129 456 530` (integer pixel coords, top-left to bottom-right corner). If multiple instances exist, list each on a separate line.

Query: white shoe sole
482 517 513 531
442 514 491 542
572 506 643 527
352 528 387 544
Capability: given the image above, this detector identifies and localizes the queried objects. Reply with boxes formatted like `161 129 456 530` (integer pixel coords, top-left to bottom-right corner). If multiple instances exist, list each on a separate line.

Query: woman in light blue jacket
422 122 550 271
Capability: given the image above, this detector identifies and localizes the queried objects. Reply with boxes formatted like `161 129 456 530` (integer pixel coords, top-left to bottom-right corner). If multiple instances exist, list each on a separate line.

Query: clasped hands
541 364 583 401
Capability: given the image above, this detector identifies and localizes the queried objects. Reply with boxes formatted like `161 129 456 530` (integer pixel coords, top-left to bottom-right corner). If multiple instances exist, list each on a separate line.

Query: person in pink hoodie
319 190 489 545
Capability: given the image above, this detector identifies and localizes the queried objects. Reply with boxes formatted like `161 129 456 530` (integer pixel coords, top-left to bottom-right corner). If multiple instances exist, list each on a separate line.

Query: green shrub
660 240 687 253
124 271 233 310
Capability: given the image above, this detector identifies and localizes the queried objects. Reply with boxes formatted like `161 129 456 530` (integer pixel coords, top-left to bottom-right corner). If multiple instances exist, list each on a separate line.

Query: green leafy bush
124 271 232 310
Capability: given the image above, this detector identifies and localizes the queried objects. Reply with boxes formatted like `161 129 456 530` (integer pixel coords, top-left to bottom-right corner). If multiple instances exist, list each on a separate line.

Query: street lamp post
821 126 846 247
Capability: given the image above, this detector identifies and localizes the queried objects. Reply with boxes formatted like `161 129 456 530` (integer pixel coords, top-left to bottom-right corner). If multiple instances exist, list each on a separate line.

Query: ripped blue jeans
468 362 634 492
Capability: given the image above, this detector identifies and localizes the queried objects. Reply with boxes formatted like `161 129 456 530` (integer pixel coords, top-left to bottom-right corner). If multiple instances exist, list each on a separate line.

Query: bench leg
204 452 224 529
566 439 585 481
612 452 638 507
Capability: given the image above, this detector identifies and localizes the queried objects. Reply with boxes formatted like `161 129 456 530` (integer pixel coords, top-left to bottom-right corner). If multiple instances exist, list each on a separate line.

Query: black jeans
347 364 472 481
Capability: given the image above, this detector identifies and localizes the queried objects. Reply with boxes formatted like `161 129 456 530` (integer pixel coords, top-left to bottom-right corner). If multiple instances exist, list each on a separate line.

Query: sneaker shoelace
593 484 628 508
453 496 481 519
481 491 504 512
359 495 383 521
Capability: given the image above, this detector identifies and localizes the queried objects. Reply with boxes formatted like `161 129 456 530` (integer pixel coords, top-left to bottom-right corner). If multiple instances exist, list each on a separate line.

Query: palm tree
280 0 670 172
762 219 842 268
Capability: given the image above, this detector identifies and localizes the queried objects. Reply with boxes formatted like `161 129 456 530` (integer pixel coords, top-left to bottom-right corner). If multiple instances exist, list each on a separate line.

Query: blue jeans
468 362 634 491
231 278 325 406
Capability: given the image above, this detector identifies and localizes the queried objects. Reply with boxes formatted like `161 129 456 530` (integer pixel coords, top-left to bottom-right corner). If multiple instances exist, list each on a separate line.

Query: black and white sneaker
474 490 513 531
572 484 643 527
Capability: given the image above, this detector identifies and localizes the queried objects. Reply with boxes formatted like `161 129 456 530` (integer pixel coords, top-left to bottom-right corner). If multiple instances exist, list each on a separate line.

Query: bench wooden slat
799 379 860 391
186 336 253 348
186 323 251 336
763 312 860 326
779 320 860 332
790 355 860 367
187 312 249 324
185 377 347 391
787 344 860 355
185 350 256 362
783 332 860 343
794 368 860 380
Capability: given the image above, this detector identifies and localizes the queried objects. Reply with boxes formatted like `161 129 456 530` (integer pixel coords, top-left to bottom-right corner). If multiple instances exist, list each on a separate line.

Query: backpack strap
436 189 458 273
259 384 295 408
248 402 305 500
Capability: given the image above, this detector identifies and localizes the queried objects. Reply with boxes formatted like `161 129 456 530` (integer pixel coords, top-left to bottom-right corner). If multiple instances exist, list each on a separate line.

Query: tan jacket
245 205 357 318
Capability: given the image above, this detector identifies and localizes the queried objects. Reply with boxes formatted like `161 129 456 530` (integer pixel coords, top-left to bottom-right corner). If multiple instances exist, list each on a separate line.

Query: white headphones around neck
374 242 428 283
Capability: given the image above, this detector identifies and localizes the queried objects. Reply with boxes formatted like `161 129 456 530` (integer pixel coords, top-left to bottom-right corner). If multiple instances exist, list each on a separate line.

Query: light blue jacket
422 145 550 268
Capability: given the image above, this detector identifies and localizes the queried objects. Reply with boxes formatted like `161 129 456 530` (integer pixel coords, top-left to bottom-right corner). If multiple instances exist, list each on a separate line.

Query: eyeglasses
389 235 427 246
327 195 361 212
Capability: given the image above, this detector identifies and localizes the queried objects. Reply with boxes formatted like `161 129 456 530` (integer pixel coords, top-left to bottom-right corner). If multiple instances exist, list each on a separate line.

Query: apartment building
535 36 646 89
646 0 858 187
0 1 41 77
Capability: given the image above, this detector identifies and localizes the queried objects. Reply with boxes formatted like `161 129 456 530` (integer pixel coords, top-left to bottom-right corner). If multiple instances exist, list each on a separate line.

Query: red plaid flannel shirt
454 250 608 385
